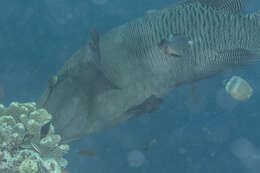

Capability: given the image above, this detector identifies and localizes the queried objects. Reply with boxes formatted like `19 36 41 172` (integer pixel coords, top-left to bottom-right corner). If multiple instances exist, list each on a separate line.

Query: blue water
1 0 260 173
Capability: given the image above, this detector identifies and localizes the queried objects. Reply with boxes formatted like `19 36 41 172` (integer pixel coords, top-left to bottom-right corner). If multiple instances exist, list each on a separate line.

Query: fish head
37 40 158 143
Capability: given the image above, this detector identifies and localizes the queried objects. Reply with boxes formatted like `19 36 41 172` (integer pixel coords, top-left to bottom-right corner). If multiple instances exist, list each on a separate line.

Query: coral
0 102 69 173
18 158 38 173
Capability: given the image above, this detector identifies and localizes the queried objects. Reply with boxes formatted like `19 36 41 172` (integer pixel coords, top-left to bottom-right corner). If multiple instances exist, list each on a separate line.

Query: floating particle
224 76 253 101
231 138 260 173
127 150 145 167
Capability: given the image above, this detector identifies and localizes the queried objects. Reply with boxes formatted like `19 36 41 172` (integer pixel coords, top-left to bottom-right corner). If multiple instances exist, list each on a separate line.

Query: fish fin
89 28 102 69
199 48 260 75
181 0 248 14
158 34 192 57
89 28 119 90
216 48 260 67
126 95 162 119
92 70 120 91
40 122 51 139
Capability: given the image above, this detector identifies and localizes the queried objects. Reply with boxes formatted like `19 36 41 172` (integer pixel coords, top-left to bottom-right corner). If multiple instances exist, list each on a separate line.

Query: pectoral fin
126 95 162 119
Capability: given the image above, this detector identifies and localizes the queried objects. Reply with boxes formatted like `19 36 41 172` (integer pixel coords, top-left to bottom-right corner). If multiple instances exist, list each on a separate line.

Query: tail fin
198 48 260 77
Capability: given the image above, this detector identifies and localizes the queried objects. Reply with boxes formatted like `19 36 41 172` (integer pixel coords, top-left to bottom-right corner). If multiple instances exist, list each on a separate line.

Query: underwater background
1 0 260 172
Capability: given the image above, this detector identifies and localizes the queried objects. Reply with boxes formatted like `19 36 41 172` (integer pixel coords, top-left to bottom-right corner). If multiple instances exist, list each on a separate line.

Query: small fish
62 171 69 173
77 149 98 157
20 142 41 154
158 34 192 57
31 143 41 154
225 76 253 101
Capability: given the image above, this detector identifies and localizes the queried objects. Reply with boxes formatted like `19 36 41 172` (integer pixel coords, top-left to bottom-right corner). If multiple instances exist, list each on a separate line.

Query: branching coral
0 102 69 173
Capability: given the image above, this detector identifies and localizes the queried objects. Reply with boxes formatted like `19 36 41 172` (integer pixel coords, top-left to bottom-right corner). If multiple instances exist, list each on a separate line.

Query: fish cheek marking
158 34 192 57
158 39 182 57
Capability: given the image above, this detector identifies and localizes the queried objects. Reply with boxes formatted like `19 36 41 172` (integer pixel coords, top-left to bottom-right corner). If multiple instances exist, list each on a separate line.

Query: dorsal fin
89 28 102 69
89 28 120 90
178 0 248 14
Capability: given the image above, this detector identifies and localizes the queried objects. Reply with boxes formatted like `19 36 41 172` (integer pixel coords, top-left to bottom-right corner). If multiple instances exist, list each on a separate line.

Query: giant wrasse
37 0 260 143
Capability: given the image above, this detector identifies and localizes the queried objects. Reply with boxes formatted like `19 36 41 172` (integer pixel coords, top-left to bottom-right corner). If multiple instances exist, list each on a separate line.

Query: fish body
37 0 260 142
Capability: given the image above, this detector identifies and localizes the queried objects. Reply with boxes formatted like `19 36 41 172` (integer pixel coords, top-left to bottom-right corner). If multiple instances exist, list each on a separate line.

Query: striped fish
37 0 260 143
